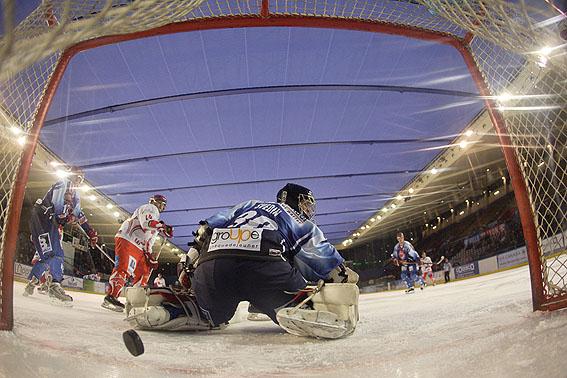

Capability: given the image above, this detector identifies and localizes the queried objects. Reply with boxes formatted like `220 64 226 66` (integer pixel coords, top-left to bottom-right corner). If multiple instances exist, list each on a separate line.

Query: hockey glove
189 221 212 250
145 253 159 271
87 229 98 248
327 264 359 284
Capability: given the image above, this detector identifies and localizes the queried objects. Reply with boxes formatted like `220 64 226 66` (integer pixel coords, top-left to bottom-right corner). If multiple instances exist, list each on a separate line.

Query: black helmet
149 194 167 212
276 183 316 220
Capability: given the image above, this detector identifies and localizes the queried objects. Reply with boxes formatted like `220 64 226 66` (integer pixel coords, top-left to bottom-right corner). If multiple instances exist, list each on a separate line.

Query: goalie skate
277 308 353 339
276 283 359 339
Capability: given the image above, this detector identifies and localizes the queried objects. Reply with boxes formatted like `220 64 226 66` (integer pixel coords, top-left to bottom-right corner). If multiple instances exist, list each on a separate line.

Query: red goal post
1 0 565 330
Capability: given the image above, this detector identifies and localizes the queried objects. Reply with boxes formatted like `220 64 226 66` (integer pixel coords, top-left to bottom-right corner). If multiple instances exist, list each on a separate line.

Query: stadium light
88 195 96 201
396 195 403 201
106 203 114 209
431 168 438 174
113 211 120 217
10 126 22 135
17 136 27 146
465 130 474 137
55 169 69 178
408 188 414 194
459 140 469 149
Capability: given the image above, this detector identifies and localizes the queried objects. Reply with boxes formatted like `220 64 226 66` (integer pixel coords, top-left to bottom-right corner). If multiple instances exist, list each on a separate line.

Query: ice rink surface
2 265 567 378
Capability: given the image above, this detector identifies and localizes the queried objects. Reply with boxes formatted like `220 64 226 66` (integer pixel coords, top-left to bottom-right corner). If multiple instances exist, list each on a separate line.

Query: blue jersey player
391 232 421 293
23 166 98 304
189 182 354 326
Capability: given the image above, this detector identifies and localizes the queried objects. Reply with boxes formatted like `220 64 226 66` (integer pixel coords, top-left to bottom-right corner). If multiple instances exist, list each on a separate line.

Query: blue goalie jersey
203 200 344 282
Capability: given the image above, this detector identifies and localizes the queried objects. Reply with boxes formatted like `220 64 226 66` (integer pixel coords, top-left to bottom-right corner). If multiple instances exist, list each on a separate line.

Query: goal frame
1 9 562 330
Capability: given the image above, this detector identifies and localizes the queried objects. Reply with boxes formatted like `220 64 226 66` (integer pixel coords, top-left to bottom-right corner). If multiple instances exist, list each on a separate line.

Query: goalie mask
149 194 167 212
276 183 316 220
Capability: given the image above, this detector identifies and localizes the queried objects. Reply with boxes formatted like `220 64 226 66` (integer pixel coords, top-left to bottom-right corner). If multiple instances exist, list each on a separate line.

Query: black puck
122 329 144 357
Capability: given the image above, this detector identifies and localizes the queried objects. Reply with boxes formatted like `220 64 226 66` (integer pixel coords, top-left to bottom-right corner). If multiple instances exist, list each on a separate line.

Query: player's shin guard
107 270 129 298
277 283 359 339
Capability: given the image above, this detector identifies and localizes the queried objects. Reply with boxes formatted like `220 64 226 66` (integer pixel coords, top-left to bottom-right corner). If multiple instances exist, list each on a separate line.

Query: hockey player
421 252 435 286
23 166 98 304
391 232 421 293
102 194 173 312
125 183 360 339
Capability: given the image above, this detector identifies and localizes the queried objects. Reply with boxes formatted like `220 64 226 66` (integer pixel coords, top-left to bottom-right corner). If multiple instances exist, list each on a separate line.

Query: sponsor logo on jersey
38 232 52 254
208 228 263 252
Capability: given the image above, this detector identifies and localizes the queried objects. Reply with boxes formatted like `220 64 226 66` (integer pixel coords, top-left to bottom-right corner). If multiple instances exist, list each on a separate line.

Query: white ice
1 266 567 377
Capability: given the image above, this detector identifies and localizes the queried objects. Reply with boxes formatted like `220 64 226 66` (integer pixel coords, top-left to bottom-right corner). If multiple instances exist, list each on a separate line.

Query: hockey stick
75 225 115 264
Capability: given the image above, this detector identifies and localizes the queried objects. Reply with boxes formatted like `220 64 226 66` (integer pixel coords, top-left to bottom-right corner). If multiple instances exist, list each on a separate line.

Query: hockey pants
192 257 307 326
107 237 150 298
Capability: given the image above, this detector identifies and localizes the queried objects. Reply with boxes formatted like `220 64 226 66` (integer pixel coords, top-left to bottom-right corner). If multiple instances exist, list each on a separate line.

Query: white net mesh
1 0 565 328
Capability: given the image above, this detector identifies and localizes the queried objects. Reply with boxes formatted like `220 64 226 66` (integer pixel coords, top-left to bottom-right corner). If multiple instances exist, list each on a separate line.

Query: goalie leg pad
124 287 216 331
276 283 359 339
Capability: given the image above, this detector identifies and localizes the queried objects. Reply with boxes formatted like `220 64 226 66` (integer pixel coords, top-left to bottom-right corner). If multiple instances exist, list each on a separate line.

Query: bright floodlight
55 169 69 178
459 140 468 149
408 188 414 194
88 195 96 201
496 92 513 103
396 195 403 201
113 211 120 217
17 136 26 146
106 203 114 209
465 130 474 137
538 46 553 57
10 126 22 135
431 168 438 174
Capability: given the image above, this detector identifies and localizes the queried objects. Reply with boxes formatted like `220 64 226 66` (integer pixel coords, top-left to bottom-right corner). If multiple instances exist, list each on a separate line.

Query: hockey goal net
0 0 565 330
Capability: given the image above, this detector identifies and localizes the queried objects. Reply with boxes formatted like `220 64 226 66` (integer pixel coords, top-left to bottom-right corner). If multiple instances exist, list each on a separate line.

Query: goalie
125 183 359 339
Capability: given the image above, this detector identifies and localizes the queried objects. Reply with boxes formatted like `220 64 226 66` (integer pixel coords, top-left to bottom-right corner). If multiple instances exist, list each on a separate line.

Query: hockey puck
122 329 144 357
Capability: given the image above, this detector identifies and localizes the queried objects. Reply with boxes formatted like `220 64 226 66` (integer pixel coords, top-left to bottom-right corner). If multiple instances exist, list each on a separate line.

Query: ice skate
247 304 271 321
48 283 73 306
37 284 49 295
405 287 415 294
23 277 38 297
102 294 125 312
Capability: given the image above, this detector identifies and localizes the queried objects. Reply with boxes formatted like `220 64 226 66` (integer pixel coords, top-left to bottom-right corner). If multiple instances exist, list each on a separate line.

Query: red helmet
149 194 167 211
